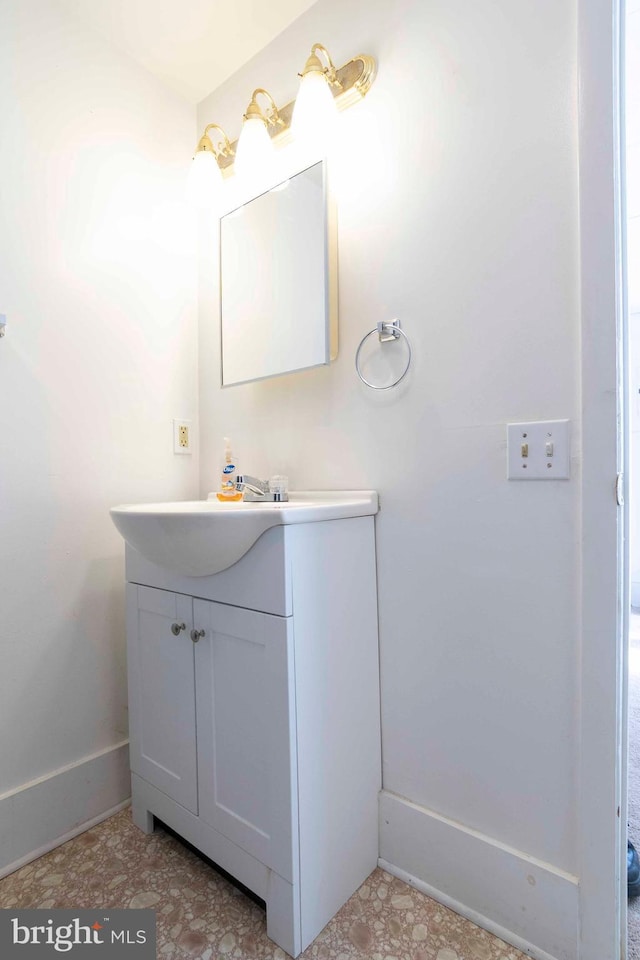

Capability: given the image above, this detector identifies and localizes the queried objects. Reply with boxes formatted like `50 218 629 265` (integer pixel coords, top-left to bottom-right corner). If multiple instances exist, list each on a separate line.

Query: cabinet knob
190 628 205 643
170 622 186 636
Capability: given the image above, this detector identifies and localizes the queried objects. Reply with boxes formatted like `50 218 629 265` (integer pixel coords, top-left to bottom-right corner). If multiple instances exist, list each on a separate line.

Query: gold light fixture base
300 43 341 87
195 46 377 177
243 88 284 128
195 123 234 161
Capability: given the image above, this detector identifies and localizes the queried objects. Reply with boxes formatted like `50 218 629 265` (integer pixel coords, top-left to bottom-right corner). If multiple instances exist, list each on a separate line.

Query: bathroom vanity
113 493 380 957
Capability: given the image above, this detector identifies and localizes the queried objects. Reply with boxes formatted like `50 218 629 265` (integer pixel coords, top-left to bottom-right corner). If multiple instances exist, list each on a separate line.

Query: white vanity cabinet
127 589 296 880
127 587 198 815
124 514 380 958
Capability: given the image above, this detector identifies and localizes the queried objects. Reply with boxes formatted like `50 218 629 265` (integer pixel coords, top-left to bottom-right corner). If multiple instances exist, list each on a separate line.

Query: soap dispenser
216 437 243 501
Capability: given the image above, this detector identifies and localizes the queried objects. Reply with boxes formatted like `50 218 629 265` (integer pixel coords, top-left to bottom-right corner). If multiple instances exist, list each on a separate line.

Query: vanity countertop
110 491 378 578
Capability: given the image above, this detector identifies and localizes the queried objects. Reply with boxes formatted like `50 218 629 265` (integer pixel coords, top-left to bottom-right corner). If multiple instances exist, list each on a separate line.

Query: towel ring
355 320 412 390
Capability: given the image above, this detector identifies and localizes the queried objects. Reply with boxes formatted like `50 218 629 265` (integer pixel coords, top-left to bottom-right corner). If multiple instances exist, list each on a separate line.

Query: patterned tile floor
0 809 527 959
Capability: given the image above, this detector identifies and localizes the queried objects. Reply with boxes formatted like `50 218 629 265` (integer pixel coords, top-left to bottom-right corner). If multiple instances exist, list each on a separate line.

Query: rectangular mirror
220 159 337 386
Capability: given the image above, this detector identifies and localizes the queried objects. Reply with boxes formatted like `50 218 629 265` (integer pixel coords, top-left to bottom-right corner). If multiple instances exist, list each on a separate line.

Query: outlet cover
173 419 192 455
507 419 570 480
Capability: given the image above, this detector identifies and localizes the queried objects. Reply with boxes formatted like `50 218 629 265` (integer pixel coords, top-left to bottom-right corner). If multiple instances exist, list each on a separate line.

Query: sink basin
110 490 378 577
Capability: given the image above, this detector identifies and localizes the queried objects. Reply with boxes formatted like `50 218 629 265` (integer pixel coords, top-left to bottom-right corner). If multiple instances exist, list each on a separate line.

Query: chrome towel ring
355 320 412 389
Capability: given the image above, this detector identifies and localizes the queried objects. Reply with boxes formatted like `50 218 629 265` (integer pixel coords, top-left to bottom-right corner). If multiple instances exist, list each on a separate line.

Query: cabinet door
127 585 198 814
193 599 297 882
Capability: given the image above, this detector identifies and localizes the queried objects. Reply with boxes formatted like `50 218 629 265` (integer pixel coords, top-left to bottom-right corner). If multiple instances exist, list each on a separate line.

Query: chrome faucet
235 475 288 502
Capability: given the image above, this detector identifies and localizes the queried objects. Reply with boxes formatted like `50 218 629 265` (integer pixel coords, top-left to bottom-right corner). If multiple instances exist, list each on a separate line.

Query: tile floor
0 809 527 959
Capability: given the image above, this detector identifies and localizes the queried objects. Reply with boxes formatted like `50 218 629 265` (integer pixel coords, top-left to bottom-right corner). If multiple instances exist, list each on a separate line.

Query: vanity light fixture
234 89 281 180
193 123 233 167
188 123 233 205
291 44 340 148
192 43 376 183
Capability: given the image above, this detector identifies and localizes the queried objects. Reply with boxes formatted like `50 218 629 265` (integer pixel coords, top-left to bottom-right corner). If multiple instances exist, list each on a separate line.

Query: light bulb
234 116 276 184
186 148 222 209
291 70 338 153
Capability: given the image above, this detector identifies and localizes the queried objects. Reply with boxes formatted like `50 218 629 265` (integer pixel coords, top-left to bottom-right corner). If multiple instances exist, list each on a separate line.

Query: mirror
220 160 337 386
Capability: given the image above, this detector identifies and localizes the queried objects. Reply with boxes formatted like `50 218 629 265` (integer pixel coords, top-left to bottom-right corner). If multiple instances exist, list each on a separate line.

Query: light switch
507 420 570 480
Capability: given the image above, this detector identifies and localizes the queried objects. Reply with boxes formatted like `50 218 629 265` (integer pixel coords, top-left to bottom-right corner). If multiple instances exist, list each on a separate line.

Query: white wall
0 0 197 870
628 0 640 606
198 1 580 957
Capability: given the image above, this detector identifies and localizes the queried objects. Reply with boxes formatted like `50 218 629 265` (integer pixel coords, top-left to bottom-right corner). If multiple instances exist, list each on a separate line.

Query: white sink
110 490 378 578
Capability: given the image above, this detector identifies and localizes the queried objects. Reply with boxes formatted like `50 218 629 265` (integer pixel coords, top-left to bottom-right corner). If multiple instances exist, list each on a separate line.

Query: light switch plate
507 419 570 480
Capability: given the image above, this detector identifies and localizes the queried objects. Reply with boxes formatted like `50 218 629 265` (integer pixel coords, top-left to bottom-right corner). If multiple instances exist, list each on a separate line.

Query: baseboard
0 741 131 878
379 790 578 960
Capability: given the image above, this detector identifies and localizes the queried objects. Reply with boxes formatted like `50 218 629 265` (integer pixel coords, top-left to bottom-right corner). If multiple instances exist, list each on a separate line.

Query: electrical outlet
173 419 192 455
